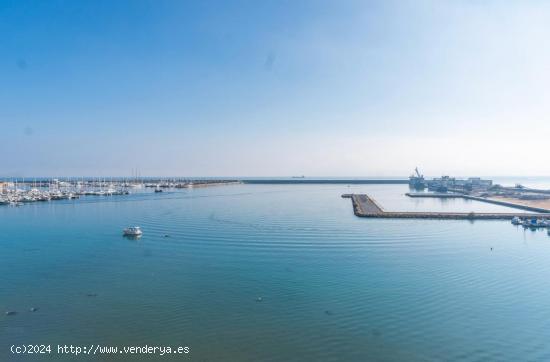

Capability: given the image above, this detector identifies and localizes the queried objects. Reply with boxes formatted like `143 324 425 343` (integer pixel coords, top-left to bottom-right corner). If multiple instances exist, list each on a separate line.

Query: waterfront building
409 168 493 192
427 176 493 192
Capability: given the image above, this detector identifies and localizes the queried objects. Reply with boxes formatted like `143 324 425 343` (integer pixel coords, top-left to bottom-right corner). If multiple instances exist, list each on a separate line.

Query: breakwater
243 179 408 184
344 194 550 220
496 185 550 195
406 193 550 213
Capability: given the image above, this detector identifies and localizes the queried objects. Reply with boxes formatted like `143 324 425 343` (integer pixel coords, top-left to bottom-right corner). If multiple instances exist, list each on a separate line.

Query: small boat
522 218 547 228
123 226 142 236
535 219 548 228
511 216 522 225
154 187 163 193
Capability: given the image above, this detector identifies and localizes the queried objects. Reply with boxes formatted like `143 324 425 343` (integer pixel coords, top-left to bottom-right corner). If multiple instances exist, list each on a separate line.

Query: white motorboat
511 216 522 225
123 226 142 236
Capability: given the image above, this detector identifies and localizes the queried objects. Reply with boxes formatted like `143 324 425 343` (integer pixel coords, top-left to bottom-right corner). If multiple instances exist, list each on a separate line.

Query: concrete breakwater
243 179 408 184
342 194 384 215
344 194 550 220
406 193 550 213
175 181 241 188
496 185 550 195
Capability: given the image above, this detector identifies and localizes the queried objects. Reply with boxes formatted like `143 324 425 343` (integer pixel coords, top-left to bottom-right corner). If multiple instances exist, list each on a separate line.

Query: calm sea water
2 183 550 361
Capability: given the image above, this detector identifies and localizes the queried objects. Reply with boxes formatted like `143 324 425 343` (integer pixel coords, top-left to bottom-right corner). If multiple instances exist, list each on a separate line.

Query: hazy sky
1 0 549 177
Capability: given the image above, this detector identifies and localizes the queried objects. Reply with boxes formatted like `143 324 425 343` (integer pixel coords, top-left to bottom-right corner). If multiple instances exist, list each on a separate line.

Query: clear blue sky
1 0 549 177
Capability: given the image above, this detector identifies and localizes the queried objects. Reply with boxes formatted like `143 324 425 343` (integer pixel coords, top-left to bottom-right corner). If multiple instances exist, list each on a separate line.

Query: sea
2 178 550 361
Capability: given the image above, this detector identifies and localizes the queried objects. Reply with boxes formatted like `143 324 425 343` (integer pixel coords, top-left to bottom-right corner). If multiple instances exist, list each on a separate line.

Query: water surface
1 184 550 361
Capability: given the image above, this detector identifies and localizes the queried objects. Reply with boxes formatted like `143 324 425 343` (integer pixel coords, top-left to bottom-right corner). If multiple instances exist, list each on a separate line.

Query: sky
1 0 549 177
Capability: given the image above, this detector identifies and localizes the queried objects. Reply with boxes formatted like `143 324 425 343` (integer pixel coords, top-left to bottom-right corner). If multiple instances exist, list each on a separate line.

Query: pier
496 185 550 195
406 192 550 213
344 194 550 220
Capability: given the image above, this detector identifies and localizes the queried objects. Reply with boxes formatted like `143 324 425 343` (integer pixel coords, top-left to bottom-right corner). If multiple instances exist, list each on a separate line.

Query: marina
0 179 241 206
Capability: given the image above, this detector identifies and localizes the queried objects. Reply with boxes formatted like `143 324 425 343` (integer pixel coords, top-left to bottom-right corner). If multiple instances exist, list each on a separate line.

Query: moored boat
511 216 522 225
522 218 548 228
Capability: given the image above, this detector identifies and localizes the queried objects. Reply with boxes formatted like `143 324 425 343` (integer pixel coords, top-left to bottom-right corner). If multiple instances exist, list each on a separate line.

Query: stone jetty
343 194 550 220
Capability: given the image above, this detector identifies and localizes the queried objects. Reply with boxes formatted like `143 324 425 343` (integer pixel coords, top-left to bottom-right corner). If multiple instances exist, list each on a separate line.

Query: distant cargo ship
408 167 426 190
